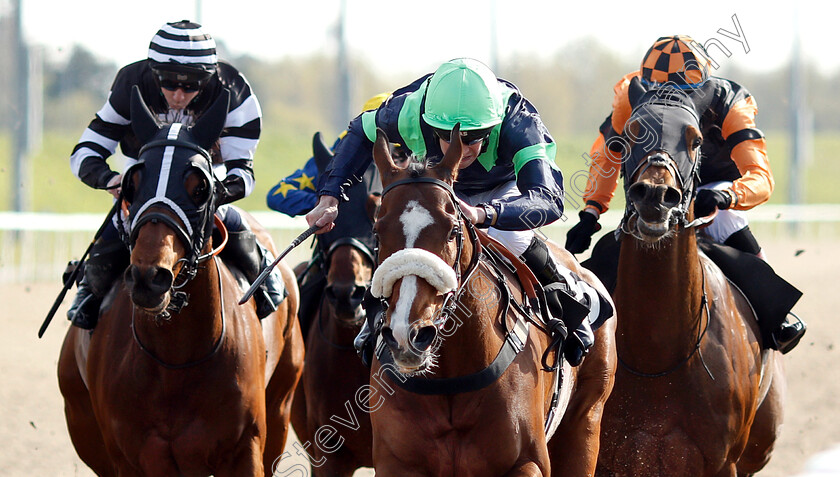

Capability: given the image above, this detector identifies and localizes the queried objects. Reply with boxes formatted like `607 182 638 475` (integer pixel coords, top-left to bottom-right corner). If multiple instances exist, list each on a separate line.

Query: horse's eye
192 181 210 204
123 170 141 203
448 225 460 242
691 137 702 150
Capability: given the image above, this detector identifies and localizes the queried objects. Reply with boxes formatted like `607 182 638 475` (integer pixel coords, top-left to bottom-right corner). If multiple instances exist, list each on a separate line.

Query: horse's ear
312 132 334 175
372 128 399 185
130 85 161 144
687 80 716 118
628 76 649 109
432 123 463 179
191 89 230 151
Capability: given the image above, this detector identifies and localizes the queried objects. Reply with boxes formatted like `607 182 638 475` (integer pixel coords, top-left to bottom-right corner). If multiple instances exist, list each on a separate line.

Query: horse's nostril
124 266 136 287
352 285 367 301
150 267 174 294
410 325 437 353
627 183 648 204
663 187 682 208
324 286 337 304
382 327 397 348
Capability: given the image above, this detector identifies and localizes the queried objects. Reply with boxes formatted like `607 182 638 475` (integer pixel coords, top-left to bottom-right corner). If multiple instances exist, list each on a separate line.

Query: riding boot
66 239 130 330
697 238 807 353
772 314 807 354
520 236 600 366
222 230 287 319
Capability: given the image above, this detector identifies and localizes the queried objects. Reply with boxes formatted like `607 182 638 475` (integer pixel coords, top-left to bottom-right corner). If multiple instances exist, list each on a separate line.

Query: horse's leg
263 350 301 472
736 354 786 476
263 261 305 473
503 461 546 476
57 328 116 476
547 315 617 477
217 436 265 477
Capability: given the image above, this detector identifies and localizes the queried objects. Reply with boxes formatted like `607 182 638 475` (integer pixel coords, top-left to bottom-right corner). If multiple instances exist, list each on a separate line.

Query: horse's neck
134 257 224 364
434 255 508 379
615 229 705 362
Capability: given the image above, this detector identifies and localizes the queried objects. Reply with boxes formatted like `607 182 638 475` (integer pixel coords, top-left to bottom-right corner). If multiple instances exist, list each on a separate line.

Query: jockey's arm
580 73 637 216
723 95 774 210
580 128 623 217
309 116 375 233
216 159 254 205
481 159 565 231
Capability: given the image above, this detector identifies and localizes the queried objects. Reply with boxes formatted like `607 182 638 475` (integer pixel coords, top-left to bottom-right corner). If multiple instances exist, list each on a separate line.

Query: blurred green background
2 40 839 215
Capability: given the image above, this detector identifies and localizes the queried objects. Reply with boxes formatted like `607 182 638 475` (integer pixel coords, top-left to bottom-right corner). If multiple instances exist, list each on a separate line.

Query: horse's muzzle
381 322 438 373
124 264 174 312
324 283 367 325
627 181 682 240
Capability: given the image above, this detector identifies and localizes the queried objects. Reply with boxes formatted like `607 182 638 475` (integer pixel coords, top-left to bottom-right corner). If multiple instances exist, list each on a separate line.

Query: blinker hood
125 123 217 259
622 90 700 193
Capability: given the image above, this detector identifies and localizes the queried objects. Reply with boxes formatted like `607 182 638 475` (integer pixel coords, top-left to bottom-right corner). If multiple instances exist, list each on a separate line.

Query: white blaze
392 200 434 344
400 200 434 248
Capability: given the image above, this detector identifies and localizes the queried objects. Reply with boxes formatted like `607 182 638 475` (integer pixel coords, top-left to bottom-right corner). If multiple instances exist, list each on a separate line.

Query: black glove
694 189 732 218
215 175 247 206
565 211 602 254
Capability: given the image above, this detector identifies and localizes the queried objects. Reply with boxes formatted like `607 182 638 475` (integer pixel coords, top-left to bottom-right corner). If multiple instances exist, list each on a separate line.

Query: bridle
377 176 482 330
619 98 714 237
314 237 377 349
117 131 226 317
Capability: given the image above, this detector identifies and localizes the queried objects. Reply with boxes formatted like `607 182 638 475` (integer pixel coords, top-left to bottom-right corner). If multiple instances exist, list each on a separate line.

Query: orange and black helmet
640 35 710 86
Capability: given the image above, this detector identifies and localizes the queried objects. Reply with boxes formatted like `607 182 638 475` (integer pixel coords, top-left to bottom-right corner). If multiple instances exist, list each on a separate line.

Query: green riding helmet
422 58 505 131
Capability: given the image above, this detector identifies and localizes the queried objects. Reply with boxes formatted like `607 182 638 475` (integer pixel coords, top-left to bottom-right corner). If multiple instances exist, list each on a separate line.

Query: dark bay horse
366 128 616 476
596 79 784 476
287 133 383 476
58 87 304 476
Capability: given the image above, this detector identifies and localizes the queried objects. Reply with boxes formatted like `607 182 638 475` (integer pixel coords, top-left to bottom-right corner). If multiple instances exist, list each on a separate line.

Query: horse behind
596 79 784 476
287 134 385 476
57 87 304 476
366 128 617 476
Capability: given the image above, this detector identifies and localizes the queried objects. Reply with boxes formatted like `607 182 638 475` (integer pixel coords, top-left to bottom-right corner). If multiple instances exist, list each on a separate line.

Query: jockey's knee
487 228 533 257
723 226 762 256
215 204 246 233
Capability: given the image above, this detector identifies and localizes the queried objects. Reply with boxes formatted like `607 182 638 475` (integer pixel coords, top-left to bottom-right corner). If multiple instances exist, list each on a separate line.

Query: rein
617 262 715 380
130 255 227 370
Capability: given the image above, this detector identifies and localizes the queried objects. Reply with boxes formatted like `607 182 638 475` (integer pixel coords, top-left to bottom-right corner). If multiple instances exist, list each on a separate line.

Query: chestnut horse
595 79 784 476
58 87 304 476
366 128 616 476
287 134 383 476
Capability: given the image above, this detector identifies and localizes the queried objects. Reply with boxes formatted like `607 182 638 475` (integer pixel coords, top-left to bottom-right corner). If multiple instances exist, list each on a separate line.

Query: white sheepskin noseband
371 248 458 298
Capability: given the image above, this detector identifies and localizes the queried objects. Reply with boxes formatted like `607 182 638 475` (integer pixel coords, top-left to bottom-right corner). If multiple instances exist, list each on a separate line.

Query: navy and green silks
317 73 564 232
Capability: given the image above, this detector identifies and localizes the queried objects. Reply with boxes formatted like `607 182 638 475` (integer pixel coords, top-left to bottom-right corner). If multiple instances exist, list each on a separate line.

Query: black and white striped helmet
148 20 217 82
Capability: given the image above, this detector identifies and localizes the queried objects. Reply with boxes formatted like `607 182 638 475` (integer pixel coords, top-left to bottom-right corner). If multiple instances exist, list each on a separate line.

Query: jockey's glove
215 175 247 206
694 189 732 218
565 210 602 254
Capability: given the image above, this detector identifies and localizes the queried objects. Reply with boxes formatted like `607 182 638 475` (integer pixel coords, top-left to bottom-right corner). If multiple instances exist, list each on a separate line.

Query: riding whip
38 199 122 338
239 224 319 305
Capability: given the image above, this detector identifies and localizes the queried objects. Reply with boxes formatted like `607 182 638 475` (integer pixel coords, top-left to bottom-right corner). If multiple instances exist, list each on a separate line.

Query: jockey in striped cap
148 20 218 86
66 20 285 329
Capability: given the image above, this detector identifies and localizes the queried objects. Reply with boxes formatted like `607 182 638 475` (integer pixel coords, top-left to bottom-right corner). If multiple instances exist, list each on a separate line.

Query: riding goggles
159 78 205 93
432 127 493 146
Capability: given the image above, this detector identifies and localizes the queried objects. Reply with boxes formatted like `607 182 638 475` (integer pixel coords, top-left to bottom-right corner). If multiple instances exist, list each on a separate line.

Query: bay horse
57 86 304 476
366 127 617 476
595 79 784 476
287 133 383 476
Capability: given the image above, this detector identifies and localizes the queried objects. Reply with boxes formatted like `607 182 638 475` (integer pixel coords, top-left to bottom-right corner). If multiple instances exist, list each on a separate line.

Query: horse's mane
403 156 456 183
